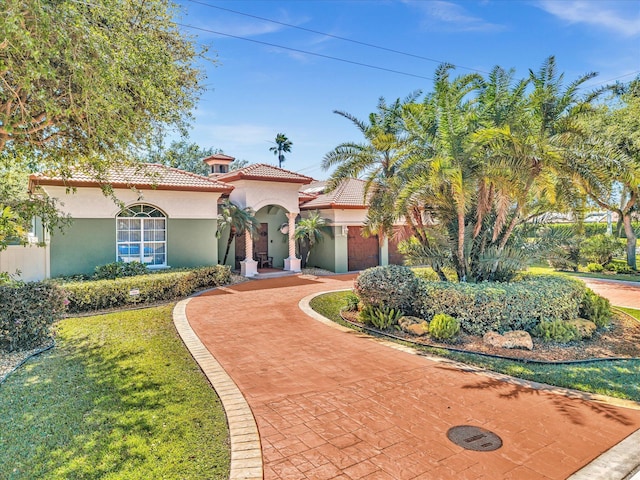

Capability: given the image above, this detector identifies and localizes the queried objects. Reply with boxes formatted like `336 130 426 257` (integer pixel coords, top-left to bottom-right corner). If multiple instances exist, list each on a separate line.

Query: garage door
348 226 379 271
388 226 412 265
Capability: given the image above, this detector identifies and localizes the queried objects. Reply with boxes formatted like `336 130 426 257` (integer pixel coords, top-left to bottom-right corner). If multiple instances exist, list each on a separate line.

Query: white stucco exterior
228 180 301 214
0 244 50 281
42 186 222 219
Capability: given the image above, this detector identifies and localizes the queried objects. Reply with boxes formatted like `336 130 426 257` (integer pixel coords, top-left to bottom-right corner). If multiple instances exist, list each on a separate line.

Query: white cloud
403 0 505 32
187 18 284 38
537 0 640 37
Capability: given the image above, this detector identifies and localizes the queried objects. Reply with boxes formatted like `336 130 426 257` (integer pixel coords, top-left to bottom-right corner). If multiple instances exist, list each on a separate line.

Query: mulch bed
342 310 640 362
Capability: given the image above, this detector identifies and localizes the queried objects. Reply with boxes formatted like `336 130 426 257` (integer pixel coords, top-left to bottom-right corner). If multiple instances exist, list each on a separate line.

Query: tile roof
29 163 234 193
216 163 314 184
300 178 370 209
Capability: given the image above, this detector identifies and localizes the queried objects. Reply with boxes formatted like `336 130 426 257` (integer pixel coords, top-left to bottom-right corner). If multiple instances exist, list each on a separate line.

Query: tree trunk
457 210 466 282
222 227 236 265
622 213 637 270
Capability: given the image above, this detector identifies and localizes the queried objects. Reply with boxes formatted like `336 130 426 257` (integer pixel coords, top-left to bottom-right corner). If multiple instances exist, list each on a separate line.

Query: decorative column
240 229 258 277
380 233 389 267
284 211 301 272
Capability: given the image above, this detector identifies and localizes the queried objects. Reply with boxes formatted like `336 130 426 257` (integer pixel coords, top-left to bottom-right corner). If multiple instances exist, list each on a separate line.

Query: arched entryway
234 204 291 270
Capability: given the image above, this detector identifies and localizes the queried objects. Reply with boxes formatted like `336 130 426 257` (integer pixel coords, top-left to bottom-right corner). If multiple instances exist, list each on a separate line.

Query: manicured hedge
63 265 231 313
415 275 586 335
354 265 595 336
0 282 67 352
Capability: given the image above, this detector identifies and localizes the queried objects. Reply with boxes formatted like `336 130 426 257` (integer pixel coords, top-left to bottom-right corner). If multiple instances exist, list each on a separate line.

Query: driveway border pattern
173 298 263 480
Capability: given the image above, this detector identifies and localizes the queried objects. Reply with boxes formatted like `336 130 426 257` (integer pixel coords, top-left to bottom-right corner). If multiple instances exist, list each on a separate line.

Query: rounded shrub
0 282 67 352
531 320 579 343
93 261 148 280
354 265 420 315
579 289 612 328
585 263 604 273
428 313 460 341
581 234 624 266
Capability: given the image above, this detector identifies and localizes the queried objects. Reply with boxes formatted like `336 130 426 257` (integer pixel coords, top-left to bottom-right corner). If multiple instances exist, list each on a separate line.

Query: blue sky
173 0 640 179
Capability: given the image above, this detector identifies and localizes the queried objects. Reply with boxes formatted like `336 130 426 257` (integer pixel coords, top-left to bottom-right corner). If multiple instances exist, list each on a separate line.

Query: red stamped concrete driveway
579 278 640 309
185 274 640 479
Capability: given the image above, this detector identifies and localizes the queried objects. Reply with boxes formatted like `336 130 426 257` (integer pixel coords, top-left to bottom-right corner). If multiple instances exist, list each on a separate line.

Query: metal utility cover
447 425 503 452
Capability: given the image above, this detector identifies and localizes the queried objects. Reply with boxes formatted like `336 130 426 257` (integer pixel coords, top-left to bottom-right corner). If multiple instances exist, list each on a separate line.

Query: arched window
116 204 166 266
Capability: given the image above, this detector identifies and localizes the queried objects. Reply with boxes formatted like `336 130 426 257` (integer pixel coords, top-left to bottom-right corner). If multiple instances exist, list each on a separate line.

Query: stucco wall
50 219 114 277
43 185 221 219
0 245 49 281
167 219 218 268
229 180 301 213
306 226 349 273
51 218 219 277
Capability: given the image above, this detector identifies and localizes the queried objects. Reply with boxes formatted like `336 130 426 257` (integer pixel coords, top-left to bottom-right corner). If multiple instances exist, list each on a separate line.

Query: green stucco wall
50 219 115 277
167 219 218 268
50 218 219 277
307 226 349 273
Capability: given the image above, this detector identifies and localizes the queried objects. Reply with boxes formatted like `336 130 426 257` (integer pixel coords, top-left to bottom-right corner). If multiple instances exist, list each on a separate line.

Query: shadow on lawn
0 310 229 480
3 340 166 478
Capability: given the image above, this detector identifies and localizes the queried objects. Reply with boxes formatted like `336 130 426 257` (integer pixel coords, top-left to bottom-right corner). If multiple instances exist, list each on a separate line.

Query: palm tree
323 93 419 239
269 133 292 168
294 211 327 267
216 200 259 266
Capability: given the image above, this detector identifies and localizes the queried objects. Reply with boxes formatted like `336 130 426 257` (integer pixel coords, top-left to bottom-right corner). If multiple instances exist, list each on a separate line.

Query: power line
177 23 434 81
185 0 488 74
586 70 640 88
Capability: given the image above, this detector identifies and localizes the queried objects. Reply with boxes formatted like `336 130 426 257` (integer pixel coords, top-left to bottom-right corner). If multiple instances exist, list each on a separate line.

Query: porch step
252 270 298 280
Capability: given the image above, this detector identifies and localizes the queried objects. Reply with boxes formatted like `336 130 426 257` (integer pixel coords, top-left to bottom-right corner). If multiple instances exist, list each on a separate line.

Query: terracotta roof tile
300 178 369 209
29 163 234 193
217 163 314 184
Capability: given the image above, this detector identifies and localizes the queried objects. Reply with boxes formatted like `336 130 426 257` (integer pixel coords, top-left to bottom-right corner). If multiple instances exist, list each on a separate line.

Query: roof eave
29 178 234 194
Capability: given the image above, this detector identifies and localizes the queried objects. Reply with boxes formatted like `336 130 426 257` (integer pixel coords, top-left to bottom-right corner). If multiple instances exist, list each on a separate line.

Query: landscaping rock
483 330 533 350
567 319 597 339
399 316 429 336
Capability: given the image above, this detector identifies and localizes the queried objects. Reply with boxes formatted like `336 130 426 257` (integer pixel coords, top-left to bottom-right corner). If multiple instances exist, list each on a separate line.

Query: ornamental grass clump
359 305 404 330
428 313 460 341
354 265 420 315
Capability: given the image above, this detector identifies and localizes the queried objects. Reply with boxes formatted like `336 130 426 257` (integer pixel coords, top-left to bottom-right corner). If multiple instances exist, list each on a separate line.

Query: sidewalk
182 274 640 479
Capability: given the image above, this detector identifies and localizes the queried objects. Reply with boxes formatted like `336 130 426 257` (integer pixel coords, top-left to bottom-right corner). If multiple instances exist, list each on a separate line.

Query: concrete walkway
182 274 640 479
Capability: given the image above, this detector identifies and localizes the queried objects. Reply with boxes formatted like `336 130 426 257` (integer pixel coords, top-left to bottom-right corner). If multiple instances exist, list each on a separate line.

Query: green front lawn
617 307 640 322
527 265 640 283
310 292 640 402
0 306 229 480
